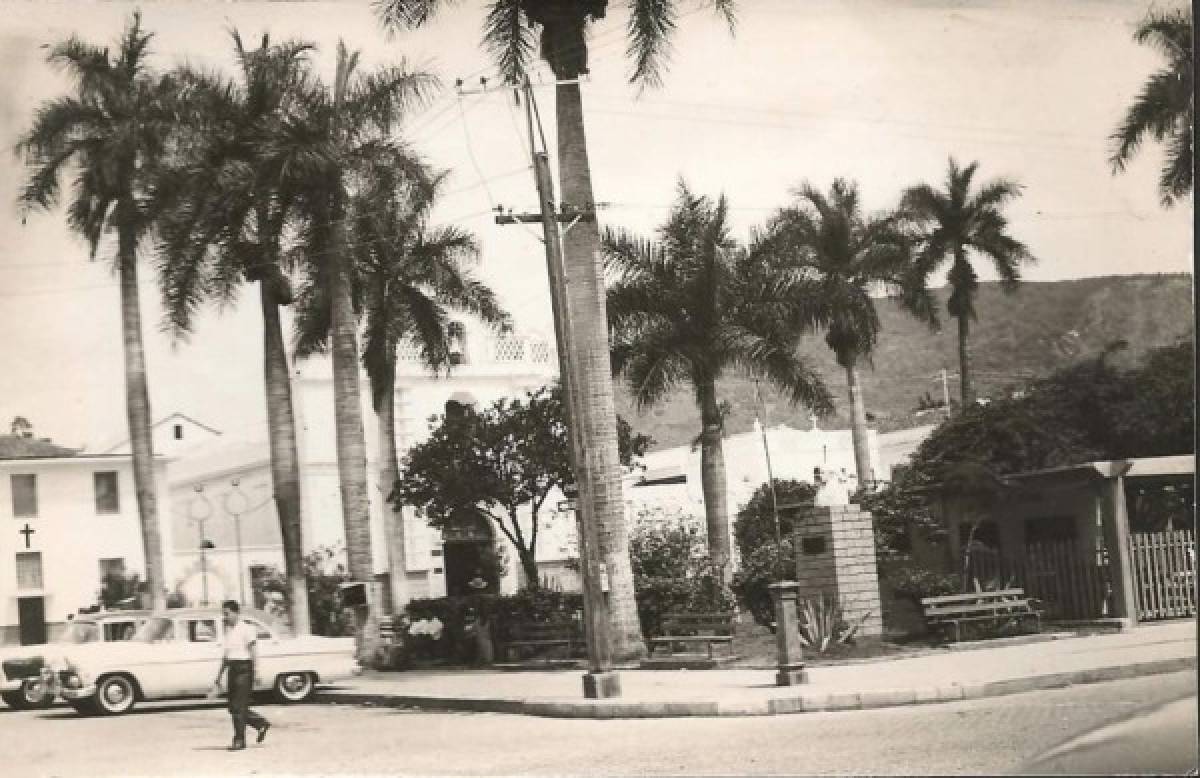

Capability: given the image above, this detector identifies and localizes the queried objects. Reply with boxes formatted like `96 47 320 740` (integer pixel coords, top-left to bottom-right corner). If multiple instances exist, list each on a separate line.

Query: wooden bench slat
920 589 1027 605
923 602 1039 618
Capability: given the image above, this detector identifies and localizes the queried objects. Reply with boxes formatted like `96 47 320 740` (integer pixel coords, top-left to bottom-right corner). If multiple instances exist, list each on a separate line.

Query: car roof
145 607 282 626
74 610 151 624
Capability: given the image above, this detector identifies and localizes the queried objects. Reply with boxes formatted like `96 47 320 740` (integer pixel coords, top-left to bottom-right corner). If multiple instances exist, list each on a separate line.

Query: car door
175 617 223 696
243 618 278 690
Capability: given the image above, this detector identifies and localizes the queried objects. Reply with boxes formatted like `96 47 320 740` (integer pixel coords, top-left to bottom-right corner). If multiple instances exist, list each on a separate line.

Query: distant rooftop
0 435 79 460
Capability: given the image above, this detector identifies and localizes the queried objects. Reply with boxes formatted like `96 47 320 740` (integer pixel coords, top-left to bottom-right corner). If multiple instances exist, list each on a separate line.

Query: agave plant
796 593 872 655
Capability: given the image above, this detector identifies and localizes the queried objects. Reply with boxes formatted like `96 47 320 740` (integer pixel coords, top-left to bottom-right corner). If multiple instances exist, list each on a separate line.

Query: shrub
797 593 872 655
883 563 959 607
733 479 817 557
730 539 794 628
629 520 734 638
305 545 353 637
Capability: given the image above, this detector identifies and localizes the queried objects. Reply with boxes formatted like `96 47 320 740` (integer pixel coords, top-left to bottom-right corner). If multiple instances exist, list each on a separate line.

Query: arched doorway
442 511 500 596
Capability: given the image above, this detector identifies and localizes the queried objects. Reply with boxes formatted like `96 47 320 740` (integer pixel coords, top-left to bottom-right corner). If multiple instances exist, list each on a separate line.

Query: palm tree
901 159 1035 408
280 42 436 660
155 31 315 633
376 0 736 664
605 181 833 584
1110 7 1193 207
16 13 173 609
764 179 936 488
295 168 509 614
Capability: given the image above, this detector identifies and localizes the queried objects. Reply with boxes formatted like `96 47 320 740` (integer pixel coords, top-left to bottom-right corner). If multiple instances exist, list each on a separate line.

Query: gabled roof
0 435 79 460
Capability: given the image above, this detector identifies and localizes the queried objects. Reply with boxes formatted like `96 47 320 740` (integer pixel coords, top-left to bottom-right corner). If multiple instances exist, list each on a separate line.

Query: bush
305 546 353 637
883 563 959 607
730 539 794 628
733 479 817 557
629 521 734 638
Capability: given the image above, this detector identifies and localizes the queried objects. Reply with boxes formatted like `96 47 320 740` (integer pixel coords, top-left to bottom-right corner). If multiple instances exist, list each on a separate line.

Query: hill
615 273 1194 451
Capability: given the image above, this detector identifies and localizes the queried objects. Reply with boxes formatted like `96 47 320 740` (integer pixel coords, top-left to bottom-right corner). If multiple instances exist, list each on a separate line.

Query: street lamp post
188 486 214 606
222 480 250 606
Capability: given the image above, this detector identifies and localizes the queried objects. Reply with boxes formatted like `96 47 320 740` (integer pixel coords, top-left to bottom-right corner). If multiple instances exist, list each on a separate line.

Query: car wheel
20 680 53 709
94 675 137 715
1 690 26 709
273 672 315 703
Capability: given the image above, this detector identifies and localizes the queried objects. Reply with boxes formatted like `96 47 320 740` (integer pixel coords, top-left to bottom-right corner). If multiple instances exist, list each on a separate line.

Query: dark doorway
444 543 494 597
18 596 46 645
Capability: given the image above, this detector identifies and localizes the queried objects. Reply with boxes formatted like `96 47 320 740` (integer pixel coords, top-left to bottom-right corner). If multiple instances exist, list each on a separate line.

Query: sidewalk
321 620 1197 718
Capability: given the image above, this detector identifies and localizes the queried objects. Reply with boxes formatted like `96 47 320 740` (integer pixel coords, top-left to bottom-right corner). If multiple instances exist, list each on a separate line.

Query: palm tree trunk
845 361 874 487
260 283 312 635
555 80 645 662
698 380 733 585
117 221 166 611
957 314 973 408
375 354 409 616
329 211 382 663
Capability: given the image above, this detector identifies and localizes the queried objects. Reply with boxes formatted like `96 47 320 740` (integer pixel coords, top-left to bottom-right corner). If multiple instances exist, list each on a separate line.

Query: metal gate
1129 529 1196 621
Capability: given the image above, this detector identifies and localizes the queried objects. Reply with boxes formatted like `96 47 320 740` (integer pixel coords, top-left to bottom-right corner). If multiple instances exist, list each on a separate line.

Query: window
94 472 120 514
187 619 218 642
11 474 37 518
104 620 139 642
173 424 183 440
447 321 468 365
99 557 126 581
15 552 43 590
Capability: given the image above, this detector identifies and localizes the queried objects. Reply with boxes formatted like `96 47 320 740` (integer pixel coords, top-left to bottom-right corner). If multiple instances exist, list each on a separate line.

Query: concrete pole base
776 666 808 686
582 671 622 699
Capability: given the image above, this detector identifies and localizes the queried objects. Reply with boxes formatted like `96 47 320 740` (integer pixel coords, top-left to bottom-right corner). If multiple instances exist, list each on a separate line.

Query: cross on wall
19 523 35 549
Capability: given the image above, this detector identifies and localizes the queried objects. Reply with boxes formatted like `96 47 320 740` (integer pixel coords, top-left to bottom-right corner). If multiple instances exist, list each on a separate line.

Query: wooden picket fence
1129 529 1196 621
966 540 1110 621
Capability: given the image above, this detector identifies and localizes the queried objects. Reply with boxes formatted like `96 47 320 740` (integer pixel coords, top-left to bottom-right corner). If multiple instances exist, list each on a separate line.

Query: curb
320 654 1196 719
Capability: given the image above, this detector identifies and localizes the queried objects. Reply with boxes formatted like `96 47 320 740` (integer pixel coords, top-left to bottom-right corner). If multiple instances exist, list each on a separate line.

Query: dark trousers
227 660 268 742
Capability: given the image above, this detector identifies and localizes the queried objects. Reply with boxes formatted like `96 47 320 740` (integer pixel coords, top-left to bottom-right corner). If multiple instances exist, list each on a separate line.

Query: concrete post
1101 475 1139 626
769 581 807 686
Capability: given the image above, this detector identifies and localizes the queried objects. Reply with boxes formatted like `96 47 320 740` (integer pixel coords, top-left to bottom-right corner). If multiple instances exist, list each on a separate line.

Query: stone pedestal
582 671 621 699
769 581 808 686
792 505 884 638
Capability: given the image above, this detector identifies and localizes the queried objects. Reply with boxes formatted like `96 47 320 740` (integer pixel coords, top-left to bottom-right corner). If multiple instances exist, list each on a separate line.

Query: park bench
498 619 583 661
920 589 1042 642
647 611 737 659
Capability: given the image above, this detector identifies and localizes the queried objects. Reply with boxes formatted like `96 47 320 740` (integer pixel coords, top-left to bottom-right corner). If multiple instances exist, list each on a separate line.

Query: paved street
7 670 1194 776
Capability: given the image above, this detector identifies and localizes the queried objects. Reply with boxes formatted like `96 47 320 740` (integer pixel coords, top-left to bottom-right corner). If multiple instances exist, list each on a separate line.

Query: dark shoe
255 722 270 744
230 738 246 751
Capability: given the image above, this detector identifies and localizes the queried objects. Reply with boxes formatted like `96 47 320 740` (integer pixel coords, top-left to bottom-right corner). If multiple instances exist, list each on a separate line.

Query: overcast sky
0 0 1191 452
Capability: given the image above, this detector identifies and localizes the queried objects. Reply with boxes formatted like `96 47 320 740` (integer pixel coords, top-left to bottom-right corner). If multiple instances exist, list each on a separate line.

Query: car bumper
0 679 23 693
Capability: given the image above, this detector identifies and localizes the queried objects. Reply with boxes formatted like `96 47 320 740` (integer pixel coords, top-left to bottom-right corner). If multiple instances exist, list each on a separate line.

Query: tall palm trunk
374 351 409 615
117 217 166 611
844 361 873 487
260 282 312 634
698 380 732 584
956 313 973 408
555 81 645 662
329 210 381 662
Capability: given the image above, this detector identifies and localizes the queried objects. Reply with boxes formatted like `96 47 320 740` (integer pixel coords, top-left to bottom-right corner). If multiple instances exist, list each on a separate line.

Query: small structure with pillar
788 502 885 640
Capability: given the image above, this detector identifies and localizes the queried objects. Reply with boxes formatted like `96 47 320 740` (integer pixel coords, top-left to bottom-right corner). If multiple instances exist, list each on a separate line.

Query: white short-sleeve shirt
223 620 258 661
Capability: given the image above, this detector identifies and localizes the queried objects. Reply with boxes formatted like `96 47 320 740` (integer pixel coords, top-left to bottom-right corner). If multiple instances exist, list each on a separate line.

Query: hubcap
104 682 128 706
283 675 307 694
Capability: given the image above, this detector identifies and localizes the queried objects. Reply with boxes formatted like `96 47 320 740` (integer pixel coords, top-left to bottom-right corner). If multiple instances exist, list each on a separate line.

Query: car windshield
134 617 176 643
63 622 101 644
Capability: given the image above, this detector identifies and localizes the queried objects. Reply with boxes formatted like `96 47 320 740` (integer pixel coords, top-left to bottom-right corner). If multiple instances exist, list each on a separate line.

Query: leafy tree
304 545 354 637
901 158 1035 407
281 42 436 659
294 165 509 615
376 0 739 664
155 30 315 633
1110 7 1193 206
763 179 936 484
605 181 833 585
396 386 649 588
16 13 174 609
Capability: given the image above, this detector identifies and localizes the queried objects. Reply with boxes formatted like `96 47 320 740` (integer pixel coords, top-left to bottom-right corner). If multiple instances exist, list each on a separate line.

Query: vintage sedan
49 608 358 715
1 610 148 710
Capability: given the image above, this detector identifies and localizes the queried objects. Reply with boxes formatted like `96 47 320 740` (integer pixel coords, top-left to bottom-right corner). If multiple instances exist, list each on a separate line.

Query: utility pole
493 78 618 698
753 379 782 548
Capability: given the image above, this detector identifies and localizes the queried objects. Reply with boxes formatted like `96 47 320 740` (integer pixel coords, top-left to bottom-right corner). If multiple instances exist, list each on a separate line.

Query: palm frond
483 0 536 85
627 0 679 89
374 0 454 30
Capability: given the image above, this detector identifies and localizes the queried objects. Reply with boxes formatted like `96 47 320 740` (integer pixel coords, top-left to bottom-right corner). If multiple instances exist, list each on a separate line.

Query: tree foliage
394 385 651 588
628 519 732 638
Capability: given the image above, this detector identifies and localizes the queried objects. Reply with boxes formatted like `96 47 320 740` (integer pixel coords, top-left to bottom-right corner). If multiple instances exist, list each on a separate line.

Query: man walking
211 600 270 750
